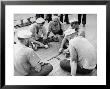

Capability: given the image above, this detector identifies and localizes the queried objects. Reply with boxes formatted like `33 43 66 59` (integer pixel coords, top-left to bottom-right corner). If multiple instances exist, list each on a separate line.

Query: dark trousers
52 29 63 35
60 14 63 23
45 14 52 23
64 14 70 24
60 59 93 75
37 37 49 45
78 14 86 25
27 63 53 76
36 14 44 19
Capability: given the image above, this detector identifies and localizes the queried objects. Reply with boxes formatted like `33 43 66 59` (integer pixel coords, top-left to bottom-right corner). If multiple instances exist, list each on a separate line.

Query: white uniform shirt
69 36 97 69
14 43 41 76
30 23 47 40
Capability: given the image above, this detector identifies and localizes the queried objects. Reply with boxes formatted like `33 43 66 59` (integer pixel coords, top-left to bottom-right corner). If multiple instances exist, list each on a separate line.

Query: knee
45 63 53 72
60 59 67 68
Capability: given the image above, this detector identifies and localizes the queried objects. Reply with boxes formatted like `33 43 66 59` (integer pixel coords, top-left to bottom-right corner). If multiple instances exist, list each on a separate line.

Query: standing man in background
64 14 70 24
78 14 86 27
36 14 44 20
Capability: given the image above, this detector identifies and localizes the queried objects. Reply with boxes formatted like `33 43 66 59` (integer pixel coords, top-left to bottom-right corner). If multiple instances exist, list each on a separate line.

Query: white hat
17 30 32 38
69 18 78 23
64 28 75 36
52 16 59 21
36 17 45 23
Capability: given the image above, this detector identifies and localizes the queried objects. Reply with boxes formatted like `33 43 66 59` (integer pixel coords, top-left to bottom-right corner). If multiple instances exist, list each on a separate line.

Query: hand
35 64 42 72
39 62 45 66
59 48 63 53
39 43 45 47
63 49 69 54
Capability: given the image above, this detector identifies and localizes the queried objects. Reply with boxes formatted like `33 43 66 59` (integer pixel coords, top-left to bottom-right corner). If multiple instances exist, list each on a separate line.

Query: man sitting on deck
29 17 49 51
60 30 97 76
59 18 80 55
47 16 64 43
14 30 53 76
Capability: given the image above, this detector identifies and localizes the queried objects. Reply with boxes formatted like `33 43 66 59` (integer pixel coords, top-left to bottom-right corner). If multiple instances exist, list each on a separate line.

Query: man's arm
60 22 64 31
68 40 77 76
42 27 47 39
30 24 36 38
29 38 45 47
59 36 68 53
47 23 52 37
28 49 42 72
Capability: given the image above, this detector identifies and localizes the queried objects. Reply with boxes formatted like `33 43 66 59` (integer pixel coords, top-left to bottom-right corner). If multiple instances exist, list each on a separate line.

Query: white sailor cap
64 29 76 36
17 30 32 38
52 16 59 21
36 17 45 23
69 18 78 23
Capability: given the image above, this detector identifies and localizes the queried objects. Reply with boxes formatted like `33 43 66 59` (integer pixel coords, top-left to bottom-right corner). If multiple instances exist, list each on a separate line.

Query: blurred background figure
64 14 70 24
58 14 69 24
36 14 44 19
59 14 63 23
45 14 52 23
78 14 86 27
27 17 32 25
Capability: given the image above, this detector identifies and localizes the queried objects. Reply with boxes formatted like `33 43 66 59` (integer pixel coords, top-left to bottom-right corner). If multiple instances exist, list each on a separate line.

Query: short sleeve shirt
30 23 47 40
14 43 41 76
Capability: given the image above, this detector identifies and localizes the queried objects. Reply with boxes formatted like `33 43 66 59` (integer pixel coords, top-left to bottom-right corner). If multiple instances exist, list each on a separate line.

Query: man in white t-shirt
29 17 49 50
60 31 97 76
59 18 79 54
14 30 53 76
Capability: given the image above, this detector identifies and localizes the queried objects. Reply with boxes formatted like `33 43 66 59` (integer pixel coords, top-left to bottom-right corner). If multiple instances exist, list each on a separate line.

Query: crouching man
14 30 53 76
59 19 79 57
29 17 49 51
60 31 97 76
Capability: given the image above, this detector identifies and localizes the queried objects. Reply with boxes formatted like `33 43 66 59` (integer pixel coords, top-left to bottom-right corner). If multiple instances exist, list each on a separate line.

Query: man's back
14 43 40 76
69 36 97 69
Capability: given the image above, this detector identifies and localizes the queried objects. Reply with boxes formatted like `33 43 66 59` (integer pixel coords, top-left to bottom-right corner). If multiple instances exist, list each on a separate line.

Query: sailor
14 30 53 76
